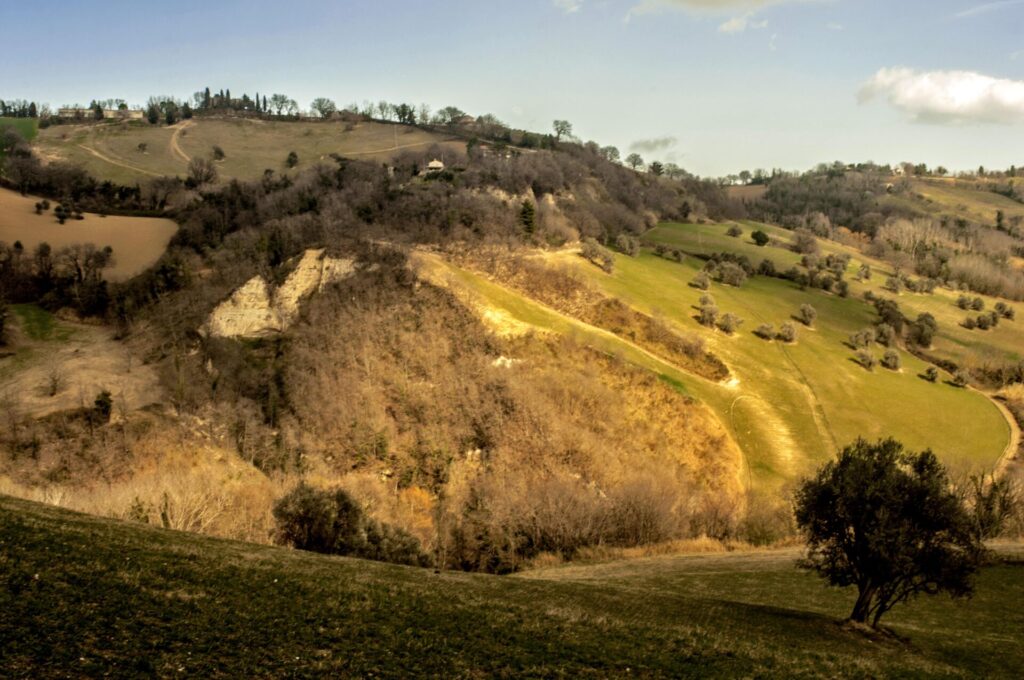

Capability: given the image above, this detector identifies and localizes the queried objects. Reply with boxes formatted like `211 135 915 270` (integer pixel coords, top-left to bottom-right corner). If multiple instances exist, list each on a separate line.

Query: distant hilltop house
420 159 445 175
57 107 145 120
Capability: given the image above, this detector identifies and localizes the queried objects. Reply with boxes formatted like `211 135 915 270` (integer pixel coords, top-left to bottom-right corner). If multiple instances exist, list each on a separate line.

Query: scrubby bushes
726 224 742 238
881 349 901 371
776 322 798 343
754 323 775 340
690 271 710 290
580 238 614 273
751 230 770 246
614 233 640 256
856 350 877 371
717 312 743 335
273 483 429 567
797 304 817 327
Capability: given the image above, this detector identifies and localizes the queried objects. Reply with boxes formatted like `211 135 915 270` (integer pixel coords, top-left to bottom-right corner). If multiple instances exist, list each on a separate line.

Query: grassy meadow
33 118 463 185
2 495 1022 678
0 117 38 142
420 225 1012 489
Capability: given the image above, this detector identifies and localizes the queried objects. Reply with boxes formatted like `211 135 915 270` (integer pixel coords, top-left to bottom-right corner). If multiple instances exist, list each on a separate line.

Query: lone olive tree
794 438 983 628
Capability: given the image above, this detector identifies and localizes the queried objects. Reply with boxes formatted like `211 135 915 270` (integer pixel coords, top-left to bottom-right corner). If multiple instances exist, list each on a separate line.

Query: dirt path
77 144 163 178
169 120 194 163
986 393 1021 476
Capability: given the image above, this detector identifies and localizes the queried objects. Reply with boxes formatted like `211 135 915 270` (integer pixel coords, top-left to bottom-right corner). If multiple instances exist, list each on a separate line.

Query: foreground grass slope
2 496 1022 678
33 118 462 185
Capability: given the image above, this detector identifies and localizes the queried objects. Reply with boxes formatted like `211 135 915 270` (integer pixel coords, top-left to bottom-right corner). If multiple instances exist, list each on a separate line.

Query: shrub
699 293 715 307
884 276 902 294
614 233 640 256
776 322 797 343
971 297 984 311
273 483 428 566
881 349 901 370
286 150 299 168
717 312 743 335
751 230 770 247
793 228 819 255
212 145 226 161
957 295 972 310
726 224 743 238
857 264 872 281
580 237 614 273
849 328 874 348
923 366 939 382
699 304 719 328
963 316 977 330
908 313 937 347
690 271 710 290
856 350 877 371
754 323 775 340
716 262 747 287
757 258 776 276
835 280 850 298
976 314 992 330
953 369 970 387
797 303 817 327
874 323 896 347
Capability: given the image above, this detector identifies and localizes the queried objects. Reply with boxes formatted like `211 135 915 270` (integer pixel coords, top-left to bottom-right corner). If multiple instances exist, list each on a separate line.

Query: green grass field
0 117 38 142
2 496 1021 678
32 117 463 185
422 236 1011 488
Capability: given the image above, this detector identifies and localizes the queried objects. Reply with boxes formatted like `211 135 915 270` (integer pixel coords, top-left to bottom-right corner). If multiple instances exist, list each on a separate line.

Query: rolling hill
32 117 464 185
3 494 1022 678
416 222 1017 489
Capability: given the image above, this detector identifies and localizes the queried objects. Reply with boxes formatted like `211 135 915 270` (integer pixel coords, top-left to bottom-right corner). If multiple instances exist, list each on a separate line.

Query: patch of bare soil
0 321 162 420
0 187 177 281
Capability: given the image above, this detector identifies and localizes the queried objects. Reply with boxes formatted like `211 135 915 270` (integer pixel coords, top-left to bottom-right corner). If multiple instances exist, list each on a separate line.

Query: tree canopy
794 438 983 628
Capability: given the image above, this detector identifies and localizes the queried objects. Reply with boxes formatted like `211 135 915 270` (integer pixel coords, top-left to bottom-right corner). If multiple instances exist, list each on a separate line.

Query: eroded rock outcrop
202 249 355 338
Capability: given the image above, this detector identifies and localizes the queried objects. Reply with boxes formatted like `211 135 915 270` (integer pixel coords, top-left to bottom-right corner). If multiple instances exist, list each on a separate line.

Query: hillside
3 495 1022 678
416 227 1016 489
32 117 464 185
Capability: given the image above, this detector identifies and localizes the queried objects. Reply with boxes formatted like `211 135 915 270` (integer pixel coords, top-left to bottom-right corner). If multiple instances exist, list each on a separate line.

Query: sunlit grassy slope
417 221 1012 489
33 117 462 185
3 495 1022 678
899 178 1024 225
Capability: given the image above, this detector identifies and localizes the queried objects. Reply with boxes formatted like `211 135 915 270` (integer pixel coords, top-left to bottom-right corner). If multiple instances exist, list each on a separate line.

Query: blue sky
2 0 1023 175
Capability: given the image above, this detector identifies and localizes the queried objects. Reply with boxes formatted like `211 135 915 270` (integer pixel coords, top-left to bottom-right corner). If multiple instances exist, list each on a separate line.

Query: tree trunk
850 584 875 623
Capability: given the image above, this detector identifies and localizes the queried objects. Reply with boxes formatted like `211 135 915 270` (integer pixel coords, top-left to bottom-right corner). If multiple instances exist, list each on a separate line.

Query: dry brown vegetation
454 250 729 381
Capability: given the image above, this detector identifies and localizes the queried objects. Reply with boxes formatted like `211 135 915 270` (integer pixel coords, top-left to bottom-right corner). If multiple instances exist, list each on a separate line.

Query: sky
2 0 1023 176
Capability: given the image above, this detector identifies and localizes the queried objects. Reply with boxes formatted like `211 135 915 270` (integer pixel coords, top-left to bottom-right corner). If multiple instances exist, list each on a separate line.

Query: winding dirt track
168 120 194 163
987 394 1022 476
76 144 162 178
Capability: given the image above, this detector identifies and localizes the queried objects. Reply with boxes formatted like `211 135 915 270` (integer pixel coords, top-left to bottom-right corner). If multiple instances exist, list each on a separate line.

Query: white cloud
719 12 769 32
553 0 584 13
954 0 1024 19
769 32 778 50
859 67 1024 125
826 21 843 30
627 0 819 33
630 0 818 16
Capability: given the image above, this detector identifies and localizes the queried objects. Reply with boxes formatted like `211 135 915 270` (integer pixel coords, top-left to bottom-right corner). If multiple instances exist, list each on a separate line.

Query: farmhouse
420 159 445 175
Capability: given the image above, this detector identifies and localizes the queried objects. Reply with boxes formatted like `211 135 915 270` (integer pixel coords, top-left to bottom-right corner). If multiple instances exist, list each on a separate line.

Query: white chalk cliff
202 249 355 338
